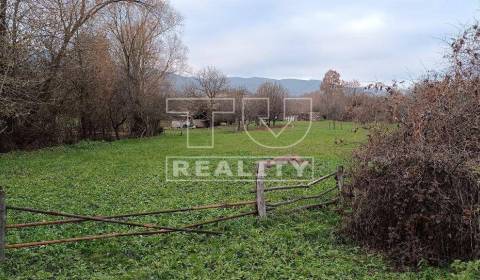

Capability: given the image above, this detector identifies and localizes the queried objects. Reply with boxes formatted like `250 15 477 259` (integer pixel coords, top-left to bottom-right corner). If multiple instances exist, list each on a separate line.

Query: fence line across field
5 210 260 250
257 172 337 193
254 160 344 218
7 200 257 229
0 161 346 262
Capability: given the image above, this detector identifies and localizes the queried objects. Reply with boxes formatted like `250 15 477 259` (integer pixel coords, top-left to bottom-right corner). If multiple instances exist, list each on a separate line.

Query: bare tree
194 66 228 127
0 0 184 151
0 0 45 148
28 0 151 96
62 30 116 140
106 1 184 137
256 82 288 126
222 87 248 131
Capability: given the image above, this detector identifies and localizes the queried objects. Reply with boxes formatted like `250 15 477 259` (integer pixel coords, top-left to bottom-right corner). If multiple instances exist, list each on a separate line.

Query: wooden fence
0 161 345 261
254 160 344 218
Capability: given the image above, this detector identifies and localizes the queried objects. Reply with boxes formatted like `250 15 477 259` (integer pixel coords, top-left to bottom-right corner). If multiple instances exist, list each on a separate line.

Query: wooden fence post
0 189 6 262
336 166 344 193
255 163 267 218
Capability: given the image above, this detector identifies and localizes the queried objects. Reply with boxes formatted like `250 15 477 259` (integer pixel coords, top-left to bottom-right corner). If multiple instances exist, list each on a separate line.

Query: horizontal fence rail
267 185 337 208
7 206 222 235
6 210 259 250
7 201 256 229
249 172 336 193
0 194 258 259
254 162 345 218
7 229 187 249
263 172 337 192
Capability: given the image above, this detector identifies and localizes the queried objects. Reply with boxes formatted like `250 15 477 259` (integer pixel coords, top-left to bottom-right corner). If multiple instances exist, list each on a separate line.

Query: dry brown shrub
344 24 480 267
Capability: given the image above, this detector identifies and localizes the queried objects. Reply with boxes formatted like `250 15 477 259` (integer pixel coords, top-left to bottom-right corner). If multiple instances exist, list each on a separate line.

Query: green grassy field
0 121 455 279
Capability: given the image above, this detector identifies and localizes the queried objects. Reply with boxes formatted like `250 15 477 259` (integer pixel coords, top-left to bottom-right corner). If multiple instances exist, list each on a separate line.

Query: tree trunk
80 116 87 139
236 118 241 132
0 0 6 37
114 127 120 140
0 0 7 74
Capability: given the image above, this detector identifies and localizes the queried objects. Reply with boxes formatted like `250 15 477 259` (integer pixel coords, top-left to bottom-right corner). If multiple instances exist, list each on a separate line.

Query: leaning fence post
0 189 6 262
255 162 267 218
336 166 344 193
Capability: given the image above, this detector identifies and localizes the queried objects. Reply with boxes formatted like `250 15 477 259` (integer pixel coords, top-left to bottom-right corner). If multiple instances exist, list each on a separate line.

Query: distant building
170 115 210 129
193 119 209 128
285 116 298 122
170 115 193 128
297 112 324 121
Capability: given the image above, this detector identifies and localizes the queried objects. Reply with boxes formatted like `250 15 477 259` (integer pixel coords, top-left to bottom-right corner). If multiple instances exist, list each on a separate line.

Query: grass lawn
0 121 451 279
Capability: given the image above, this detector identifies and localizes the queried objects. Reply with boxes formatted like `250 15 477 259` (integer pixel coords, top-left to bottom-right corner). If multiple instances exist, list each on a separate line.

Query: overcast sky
172 0 480 82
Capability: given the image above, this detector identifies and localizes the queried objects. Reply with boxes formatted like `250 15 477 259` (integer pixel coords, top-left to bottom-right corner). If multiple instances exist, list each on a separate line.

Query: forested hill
170 74 322 96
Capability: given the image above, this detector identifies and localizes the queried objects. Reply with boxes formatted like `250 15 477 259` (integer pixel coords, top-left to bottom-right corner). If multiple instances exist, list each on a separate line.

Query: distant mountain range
169 74 322 96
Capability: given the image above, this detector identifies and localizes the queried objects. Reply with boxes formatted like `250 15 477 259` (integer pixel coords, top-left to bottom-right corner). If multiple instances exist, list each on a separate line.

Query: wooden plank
255 162 267 218
0 190 5 261
336 166 344 192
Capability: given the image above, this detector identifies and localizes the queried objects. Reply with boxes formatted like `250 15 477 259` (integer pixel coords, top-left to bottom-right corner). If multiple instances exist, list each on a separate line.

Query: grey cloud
173 0 479 82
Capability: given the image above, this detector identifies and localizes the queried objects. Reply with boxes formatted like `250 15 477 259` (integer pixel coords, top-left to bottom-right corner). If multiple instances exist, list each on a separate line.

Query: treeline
177 66 405 130
0 0 409 153
0 0 184 152
305 70 407 124
174 67 290 130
